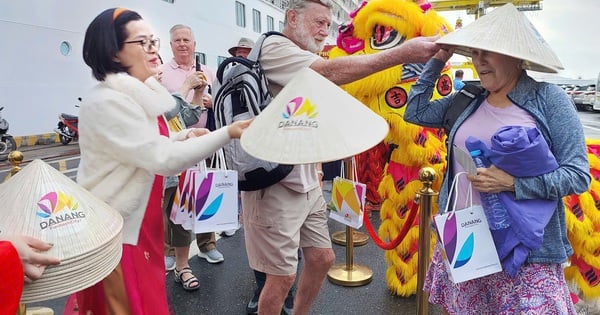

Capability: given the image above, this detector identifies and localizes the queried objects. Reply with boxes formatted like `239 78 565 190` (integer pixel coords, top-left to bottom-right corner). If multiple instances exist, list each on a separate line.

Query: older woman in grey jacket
404 4 590 314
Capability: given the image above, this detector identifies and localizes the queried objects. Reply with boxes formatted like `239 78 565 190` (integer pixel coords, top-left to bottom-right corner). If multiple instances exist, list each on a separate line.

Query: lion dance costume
328 0 600 307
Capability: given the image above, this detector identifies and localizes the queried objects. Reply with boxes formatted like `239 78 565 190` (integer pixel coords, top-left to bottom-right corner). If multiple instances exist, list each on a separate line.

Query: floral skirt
425 244 577 315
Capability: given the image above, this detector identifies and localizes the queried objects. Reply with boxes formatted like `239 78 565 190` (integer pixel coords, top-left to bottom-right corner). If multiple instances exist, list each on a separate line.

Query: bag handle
209 148 227 171
339 157 358 181
443 172 473 216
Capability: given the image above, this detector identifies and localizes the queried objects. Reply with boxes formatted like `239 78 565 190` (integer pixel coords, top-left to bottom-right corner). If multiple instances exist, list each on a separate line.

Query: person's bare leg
293 247 335 315
174 246 191 269
174 246 197 287
258 273 296 315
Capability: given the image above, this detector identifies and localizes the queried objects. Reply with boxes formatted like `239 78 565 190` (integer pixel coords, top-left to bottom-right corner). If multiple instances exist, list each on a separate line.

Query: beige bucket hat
228 37 255 56
240 67 389 164
436 3 563 73
0 159 123 303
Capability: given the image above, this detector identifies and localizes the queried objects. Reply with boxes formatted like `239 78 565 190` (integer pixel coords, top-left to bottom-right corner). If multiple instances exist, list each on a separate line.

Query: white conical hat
436 3 563 73
0 159 123 303
240 67 389 164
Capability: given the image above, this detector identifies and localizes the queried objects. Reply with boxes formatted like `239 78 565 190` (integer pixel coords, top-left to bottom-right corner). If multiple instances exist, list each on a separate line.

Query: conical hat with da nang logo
240 67 389 164
436 3 563 73
0 159 123 303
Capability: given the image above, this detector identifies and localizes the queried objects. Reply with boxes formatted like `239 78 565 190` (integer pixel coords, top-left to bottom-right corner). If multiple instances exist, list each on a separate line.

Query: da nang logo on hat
37 191 86 230
240 68 389 164
278 96 319 130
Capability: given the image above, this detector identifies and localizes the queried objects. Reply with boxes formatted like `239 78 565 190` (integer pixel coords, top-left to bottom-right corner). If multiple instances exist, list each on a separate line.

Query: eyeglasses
124 38 160 53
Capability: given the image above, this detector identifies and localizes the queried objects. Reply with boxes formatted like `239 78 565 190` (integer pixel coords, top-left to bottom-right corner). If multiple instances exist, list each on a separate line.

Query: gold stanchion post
416 167 437 315
5 151 26 315
327 224 373 286
4 150 23 182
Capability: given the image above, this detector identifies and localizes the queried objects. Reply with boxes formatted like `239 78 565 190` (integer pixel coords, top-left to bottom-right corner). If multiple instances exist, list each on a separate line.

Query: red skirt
75 117 171 314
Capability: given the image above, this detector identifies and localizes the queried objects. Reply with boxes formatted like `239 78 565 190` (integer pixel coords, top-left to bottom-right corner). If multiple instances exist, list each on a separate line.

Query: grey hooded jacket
404 58 590 264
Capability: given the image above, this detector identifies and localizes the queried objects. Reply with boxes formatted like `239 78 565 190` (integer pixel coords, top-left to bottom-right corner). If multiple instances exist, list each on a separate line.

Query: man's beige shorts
241 182 331 276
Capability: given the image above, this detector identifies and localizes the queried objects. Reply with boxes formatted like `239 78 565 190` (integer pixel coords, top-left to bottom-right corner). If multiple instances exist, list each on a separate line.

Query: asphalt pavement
28 180 442 315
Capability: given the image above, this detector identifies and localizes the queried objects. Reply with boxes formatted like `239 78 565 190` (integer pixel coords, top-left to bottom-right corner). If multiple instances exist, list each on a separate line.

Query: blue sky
438 0 598 80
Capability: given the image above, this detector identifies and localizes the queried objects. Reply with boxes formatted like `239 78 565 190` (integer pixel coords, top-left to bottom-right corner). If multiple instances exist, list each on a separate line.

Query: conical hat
240 67 388 164
436 3 563 73
0 159 123 303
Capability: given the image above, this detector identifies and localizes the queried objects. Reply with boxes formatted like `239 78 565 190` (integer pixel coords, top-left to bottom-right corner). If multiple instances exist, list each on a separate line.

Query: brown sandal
174 267 199 291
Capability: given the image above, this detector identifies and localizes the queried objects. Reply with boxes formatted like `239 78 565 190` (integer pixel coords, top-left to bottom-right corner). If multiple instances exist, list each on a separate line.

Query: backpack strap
215 32 285 83
216 56 254 83
442 84 484 134
246 31 286 63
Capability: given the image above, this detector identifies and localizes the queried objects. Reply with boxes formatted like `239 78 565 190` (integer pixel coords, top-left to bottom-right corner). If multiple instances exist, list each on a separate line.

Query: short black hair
455 69 464 77
83 8 142 81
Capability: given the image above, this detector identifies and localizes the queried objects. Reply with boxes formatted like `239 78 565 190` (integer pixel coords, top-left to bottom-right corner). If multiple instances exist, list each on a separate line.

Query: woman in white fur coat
73 8 251 315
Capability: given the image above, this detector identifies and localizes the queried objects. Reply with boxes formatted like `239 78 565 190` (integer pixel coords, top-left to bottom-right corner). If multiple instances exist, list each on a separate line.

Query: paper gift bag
433 172 502 283
170 167 198 226
329 157 366 229
192 150 239 234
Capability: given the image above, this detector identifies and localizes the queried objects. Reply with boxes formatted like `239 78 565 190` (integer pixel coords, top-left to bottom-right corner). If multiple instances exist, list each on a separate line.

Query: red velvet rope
363 201 420 250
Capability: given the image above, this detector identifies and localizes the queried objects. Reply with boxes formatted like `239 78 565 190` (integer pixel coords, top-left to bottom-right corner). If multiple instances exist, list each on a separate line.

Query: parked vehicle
582 84 596 111
54 98 80 145
593 73 600 112
572 85 591 111
0 107 17 161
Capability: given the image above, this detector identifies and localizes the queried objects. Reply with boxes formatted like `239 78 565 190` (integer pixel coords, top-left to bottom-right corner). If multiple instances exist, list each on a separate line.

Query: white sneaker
164 256 176 271
197 248 224 263
222 229 236 237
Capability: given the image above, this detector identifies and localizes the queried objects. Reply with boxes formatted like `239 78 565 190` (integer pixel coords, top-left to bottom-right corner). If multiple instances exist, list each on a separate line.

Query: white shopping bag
329 157 366 229
170 167 199 226
191 149 239 234
433 172 502 283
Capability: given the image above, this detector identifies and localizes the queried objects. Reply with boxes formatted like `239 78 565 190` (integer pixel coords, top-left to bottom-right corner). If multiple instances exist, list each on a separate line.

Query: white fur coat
77 73 230 245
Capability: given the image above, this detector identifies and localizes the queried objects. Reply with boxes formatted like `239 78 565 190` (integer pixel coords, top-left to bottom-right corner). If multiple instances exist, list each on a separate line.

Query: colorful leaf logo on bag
187 174 196 219
179 173 190 214
441 213 474 269
442 213 457 263
331 179 363 215
454 233 474 268
195 173 211 216
198 194 223 221
37 191 79 218
194 173 224 221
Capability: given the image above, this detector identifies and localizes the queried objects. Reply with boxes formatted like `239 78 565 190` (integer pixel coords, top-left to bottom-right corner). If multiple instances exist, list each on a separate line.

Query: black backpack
213 32 293 191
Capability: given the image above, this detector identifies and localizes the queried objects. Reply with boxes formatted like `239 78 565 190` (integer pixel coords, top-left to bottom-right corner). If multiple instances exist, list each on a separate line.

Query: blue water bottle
470 149 510 230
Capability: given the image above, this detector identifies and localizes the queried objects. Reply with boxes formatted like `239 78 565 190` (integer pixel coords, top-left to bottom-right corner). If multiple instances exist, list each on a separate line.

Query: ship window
235 1 246 27
267 15 274 31
252 9 261 33
195 52 206 65
60 41 71 56
162 0 174 3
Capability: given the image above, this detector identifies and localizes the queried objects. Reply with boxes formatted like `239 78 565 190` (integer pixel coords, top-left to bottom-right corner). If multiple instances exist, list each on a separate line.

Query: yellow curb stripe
57 159 67 172
13 133 60 148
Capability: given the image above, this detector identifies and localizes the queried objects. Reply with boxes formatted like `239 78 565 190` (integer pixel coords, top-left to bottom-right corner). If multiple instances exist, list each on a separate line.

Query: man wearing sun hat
404 3 589 314
237 0 441 313
228 37 255 57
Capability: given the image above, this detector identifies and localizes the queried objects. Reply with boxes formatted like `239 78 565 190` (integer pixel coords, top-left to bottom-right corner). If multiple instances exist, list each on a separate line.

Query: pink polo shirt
158 58 216 102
